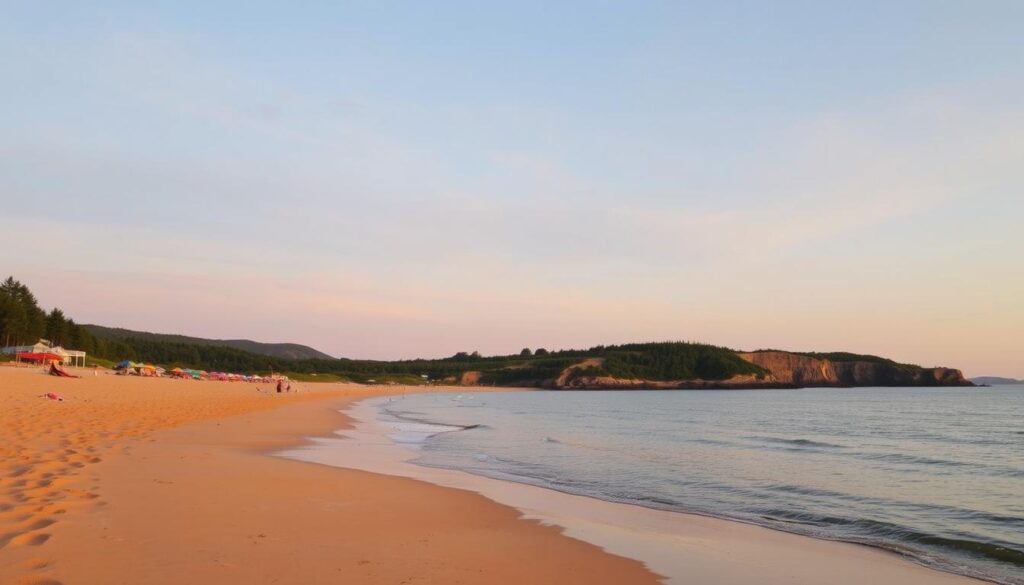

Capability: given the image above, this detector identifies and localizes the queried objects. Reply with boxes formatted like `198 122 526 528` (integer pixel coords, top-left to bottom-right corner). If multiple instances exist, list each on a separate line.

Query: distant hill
0 276 970 387
82 325 334 360
970 376 1024 385
75 325 971 389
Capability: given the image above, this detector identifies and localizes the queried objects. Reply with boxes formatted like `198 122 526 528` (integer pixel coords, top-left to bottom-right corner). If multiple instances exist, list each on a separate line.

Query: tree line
0 276 137 359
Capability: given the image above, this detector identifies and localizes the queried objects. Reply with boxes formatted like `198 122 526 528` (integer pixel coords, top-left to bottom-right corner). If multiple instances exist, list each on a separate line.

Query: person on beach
276 380 283 393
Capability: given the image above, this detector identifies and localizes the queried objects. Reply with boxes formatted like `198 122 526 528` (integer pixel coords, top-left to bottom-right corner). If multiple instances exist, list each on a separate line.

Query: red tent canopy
17 352 63 363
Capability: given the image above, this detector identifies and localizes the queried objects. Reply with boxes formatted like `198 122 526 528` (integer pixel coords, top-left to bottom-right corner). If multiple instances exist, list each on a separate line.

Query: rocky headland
532 350 973 390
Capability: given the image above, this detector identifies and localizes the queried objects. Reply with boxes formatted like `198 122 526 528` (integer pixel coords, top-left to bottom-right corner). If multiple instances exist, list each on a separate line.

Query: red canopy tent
17 351 64 364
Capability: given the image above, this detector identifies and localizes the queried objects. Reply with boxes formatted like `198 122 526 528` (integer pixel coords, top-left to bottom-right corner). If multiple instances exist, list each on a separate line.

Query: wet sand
283 396 988 585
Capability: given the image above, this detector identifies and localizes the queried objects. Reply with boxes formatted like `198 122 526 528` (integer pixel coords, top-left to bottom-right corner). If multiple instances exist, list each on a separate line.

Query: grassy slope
751 349 923 371
586 343 766 381
84 324 334 360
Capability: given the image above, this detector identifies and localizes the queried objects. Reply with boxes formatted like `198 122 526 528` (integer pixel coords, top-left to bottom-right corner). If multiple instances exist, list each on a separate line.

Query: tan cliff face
739 352 973 387
454 352 972 390
459 371 482 385
736 352 838 386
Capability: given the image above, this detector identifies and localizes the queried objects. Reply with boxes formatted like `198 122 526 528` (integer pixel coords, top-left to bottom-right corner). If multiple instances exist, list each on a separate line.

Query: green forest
799 351 922 370
0 276 123 359
585 343 766 380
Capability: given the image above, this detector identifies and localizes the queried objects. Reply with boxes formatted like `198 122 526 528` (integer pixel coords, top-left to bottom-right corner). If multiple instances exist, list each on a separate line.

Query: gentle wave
417 453 1024 583
381 407 484 445
744 436 846 449
385 387 1024 585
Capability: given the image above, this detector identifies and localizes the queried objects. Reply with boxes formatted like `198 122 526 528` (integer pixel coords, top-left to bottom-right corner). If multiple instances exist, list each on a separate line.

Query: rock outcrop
531 351 973 390
735 352 836 386
458 371 482 385
553 372 787 390
548 359 786 390
738 352 973 387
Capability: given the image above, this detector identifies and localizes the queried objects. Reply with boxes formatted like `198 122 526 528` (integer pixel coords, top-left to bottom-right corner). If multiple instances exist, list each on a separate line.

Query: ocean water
377 386 1024 584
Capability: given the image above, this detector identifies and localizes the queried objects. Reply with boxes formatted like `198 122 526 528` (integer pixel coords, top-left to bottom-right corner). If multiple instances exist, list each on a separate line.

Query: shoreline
0 368 995 584
278 393 991 585
0 369 657 584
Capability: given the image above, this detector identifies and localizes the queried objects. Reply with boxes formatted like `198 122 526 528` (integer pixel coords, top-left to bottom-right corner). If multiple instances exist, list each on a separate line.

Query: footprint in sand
33 504 67 516
18 577 64 585
23 557 51 570
21 518 56 532
9 465 34 478
64 489 99 500
10 532 51 546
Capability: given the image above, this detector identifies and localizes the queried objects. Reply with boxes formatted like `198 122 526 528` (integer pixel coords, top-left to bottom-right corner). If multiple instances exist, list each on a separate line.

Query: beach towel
49 363 80 378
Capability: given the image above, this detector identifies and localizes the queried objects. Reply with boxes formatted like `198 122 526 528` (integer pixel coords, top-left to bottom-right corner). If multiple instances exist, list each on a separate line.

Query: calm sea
378 386 1024 584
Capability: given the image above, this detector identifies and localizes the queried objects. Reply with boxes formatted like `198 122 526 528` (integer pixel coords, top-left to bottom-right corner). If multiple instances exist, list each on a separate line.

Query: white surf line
274 396 984 585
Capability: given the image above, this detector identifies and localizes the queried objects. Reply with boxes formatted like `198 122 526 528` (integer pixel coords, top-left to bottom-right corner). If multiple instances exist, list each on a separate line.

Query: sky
1 1 1022 376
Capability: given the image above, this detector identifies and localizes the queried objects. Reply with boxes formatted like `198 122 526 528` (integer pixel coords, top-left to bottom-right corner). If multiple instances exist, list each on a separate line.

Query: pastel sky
2 2 1022 376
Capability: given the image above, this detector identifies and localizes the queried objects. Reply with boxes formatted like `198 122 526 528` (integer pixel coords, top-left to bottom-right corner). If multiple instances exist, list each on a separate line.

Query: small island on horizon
969 376 1024 386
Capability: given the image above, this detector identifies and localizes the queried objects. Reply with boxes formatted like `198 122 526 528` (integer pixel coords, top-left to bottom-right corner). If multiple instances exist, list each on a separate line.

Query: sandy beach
0 366 988 584
0 366 655 584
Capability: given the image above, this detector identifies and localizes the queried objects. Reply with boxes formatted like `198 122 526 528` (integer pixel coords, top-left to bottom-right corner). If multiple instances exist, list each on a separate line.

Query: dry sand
0 365 988 585
0 366 656 584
